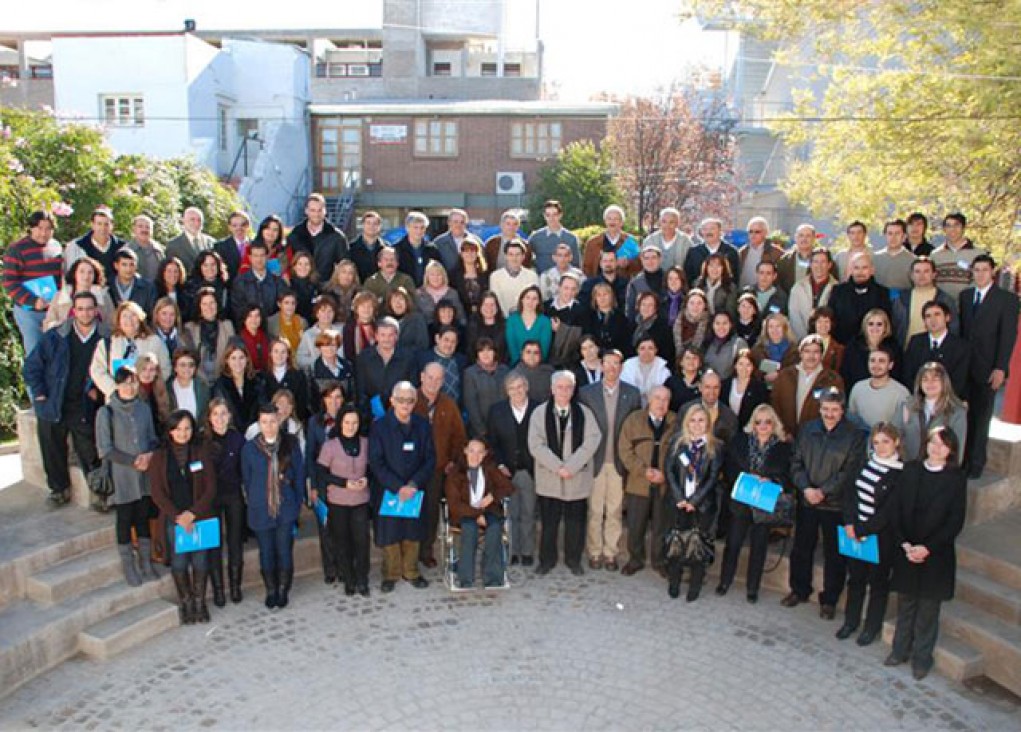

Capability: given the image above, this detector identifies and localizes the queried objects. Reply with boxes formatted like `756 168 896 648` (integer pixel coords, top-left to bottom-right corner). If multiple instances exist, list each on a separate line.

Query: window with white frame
511 121 561 158
101 94 145 127
414 119 458 157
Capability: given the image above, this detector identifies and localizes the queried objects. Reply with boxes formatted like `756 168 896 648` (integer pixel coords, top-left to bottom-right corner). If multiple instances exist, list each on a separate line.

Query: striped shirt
854 456 903 523
3 236 64 307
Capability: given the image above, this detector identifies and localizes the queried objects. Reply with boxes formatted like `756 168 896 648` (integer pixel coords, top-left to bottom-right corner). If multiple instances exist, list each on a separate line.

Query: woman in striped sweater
837 422 903 646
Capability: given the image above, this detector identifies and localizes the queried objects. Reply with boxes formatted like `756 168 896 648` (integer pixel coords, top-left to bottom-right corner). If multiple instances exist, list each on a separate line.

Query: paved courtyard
1 562 1019 731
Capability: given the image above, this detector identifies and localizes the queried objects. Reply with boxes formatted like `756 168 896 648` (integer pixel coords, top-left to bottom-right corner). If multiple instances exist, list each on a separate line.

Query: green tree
0 107 245 434
689 0 1021 254
528 141 623 229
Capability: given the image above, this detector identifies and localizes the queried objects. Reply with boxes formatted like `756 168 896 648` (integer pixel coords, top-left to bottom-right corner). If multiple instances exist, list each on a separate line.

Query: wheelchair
440 497 512 592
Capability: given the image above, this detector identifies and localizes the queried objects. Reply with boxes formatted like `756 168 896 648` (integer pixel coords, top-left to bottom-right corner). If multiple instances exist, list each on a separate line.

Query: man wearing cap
782 388 865 620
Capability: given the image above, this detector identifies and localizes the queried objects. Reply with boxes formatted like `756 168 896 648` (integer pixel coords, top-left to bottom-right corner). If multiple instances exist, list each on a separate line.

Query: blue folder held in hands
174 517 221 553
838 527 879 564
731 472 783 513
24 275 58 302
313 498 328 527
379 490 423 519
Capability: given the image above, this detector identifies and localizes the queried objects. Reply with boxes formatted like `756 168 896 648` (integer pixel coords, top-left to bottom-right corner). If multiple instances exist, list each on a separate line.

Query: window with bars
510 121 562 158
413 119 458 157
101 94 145 127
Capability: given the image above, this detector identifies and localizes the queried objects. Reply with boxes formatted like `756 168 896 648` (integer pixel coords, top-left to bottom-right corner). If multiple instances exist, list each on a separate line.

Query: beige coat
527 401 602 501
43 285 115 332
617 409 678 497
90 334 171 397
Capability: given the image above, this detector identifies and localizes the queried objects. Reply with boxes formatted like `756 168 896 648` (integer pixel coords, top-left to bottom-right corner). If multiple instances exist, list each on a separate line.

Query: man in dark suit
903 300 970 397
166 207 216 274
487 373 539 566
577 349 641 570
288 192 349 283
395 211 443 288
230 241 285 324
828 251 892 345
683 218 741 287
108 248 157 314
958 254 1019 479
214 210 251 282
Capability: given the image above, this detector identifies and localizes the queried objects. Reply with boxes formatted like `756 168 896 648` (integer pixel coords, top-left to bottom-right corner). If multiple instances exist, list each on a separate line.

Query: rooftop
310 99 617 117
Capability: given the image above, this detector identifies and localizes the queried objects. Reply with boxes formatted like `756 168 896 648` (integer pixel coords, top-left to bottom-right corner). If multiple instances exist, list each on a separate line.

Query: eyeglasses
748 229 766 234
753 419 773 426
392 396 416 404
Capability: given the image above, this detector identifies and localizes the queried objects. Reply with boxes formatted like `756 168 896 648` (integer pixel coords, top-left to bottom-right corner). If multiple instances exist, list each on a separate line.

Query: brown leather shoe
819 604 836 620
588 556 602 570
780 592 805 607
620 561 643 576
604 559 619 572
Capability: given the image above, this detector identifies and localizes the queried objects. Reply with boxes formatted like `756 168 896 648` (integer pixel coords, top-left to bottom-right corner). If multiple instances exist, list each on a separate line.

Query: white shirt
172 380 198 418
511 402 529 423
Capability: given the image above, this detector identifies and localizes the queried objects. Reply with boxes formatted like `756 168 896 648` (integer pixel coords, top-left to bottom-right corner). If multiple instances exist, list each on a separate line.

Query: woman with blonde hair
341 291 379 361
891 362 967 462
91 301 171 398
719 403 791 602
321 259 361 324
750 312 798 384
296 295 343 370
841 307 903 388
416 260 467 325
136 351 172 432
663 404 722 601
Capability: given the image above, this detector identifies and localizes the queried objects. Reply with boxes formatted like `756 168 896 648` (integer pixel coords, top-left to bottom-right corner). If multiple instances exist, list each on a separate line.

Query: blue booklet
267 259 282 276
838 527 879 564
174 517 221 553
313 497 328 526
24 275 58 302
379 489 423 519
731 472 783 513
370 394 386 420
111 357 137 376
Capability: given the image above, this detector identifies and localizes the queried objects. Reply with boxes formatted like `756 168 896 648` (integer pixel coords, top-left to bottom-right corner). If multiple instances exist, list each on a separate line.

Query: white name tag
402 441 415 452
189 461 203 473
813 388 824 400
957 259 970 271
769 305 781 313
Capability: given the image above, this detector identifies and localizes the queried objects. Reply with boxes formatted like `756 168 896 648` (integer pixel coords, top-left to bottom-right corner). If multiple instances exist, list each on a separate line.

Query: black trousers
843 554 892 633
420 471 444 561
37 412 99 495
789 504 847 606
892 593 943 670
539 496 587 569
720 511 771 595
210 494 246 569
315 511 339 580
115 496 152 545
329 502 370 587
966 379 995 474
624 489 666 569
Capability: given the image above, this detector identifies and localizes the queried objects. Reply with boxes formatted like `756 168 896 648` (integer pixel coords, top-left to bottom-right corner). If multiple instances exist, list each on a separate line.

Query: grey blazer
578 380 642 474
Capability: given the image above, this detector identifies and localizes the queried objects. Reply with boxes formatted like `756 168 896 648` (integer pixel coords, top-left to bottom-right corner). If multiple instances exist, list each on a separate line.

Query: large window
101 94 144 127
511 121 561 158
414 119 458 157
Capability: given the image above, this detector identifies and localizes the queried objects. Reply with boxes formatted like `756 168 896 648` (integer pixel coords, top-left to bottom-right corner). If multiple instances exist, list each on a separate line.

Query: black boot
277 567 294 608
667 562 682 599
687 564 704 602
172 571 193 624
193 569 211 622
209 560 226 608
228 563 244 604
261 569 278 609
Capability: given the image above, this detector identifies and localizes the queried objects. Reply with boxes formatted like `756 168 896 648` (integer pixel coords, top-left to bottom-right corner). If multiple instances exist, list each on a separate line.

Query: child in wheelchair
444 439 514 589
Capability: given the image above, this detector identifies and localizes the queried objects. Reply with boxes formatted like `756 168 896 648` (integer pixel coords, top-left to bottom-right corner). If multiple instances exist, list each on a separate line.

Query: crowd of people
6 196 1019 682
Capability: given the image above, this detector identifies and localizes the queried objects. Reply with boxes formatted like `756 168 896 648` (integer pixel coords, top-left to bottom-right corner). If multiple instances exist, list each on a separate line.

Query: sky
3 0 733 100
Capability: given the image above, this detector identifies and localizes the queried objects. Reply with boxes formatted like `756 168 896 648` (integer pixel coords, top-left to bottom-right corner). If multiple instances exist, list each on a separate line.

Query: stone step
956 568 1021 626
25 548 123 605
0 575 173 698
881 619 985 681
965 473 1021 526
987 418 1021 477
957 509 1021 591
940 602 1021 696
78 600 180 660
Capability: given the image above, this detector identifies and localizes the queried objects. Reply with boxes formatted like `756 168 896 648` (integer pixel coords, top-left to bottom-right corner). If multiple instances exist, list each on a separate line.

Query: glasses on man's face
392 396 416 405
748 229 766 234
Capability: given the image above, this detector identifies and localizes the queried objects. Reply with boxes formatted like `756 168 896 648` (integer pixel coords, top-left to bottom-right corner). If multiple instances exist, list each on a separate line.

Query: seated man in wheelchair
444 439 515 589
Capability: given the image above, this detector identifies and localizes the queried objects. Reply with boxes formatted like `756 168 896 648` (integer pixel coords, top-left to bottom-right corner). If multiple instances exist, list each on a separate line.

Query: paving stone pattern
1 564 1018 731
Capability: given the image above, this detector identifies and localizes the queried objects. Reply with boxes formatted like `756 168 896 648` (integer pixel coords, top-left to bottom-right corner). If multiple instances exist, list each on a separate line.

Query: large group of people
7 196 1019 682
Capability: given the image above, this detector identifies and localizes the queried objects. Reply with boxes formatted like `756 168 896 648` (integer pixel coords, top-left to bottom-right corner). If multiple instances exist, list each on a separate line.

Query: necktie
974 290 982 311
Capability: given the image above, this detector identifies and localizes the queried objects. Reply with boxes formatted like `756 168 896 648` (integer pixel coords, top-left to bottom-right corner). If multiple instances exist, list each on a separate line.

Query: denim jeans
458 514 505 588
254 522 295 572
14 306 46 360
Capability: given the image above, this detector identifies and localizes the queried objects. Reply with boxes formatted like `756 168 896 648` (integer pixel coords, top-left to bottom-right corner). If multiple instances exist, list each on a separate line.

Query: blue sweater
505 312 552 365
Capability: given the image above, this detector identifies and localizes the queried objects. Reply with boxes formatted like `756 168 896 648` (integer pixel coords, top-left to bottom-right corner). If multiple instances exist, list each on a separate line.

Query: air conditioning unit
495 171 525 195
347 64 370 77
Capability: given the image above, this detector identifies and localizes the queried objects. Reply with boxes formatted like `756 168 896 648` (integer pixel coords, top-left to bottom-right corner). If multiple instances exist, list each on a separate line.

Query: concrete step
987 418 1021 477
16 408 91 509
25 548 123 605
79 600 180 660
956 567 1021 626
941 602 1021 696
957 509 1021 591
965 473 1021 526
881 619 985 681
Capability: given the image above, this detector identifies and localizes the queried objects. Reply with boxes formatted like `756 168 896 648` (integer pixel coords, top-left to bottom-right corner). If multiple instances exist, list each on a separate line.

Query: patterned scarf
749 435 778 474
254 434 282 519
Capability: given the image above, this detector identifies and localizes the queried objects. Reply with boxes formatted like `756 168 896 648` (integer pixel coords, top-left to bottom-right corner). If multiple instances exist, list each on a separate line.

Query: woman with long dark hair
203 397 247 605
285 250 320 323
43 256 115 331
386 287 430 354
149 410 216 623
465 291 508 364
212 341 265 431
185 251 230 322
264 337 311 422
156 256 189 315
450 238 489 317
702 311 748 380
243 214 289 276
585 282 631 357
632 291 675 367
182 287 236 386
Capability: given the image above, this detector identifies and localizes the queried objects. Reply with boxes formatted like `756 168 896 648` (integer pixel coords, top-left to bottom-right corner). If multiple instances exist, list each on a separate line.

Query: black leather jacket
665 434 723 516
791 417 866 512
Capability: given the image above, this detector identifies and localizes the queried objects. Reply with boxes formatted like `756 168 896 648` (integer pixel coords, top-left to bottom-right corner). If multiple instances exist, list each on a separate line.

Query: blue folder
24 275 58 302
731 472 783 513
313 498 328 527
267 259 282 276
379 489 423 519
174 517 221 553
111 357 137 376
370 395 386 420
838 527 879 564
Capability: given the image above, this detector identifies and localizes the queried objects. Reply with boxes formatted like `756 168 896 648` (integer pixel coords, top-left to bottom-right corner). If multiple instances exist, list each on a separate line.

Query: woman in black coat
663 404 723 601
202 397 247 605
721 348 770 430
719 404 792 603
837 422 903 647
886 425 967 680
211 341 265 432
632 291 675 367
263 338 311 422
840 309 903 388
186 251 231 322
585 282 632 357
